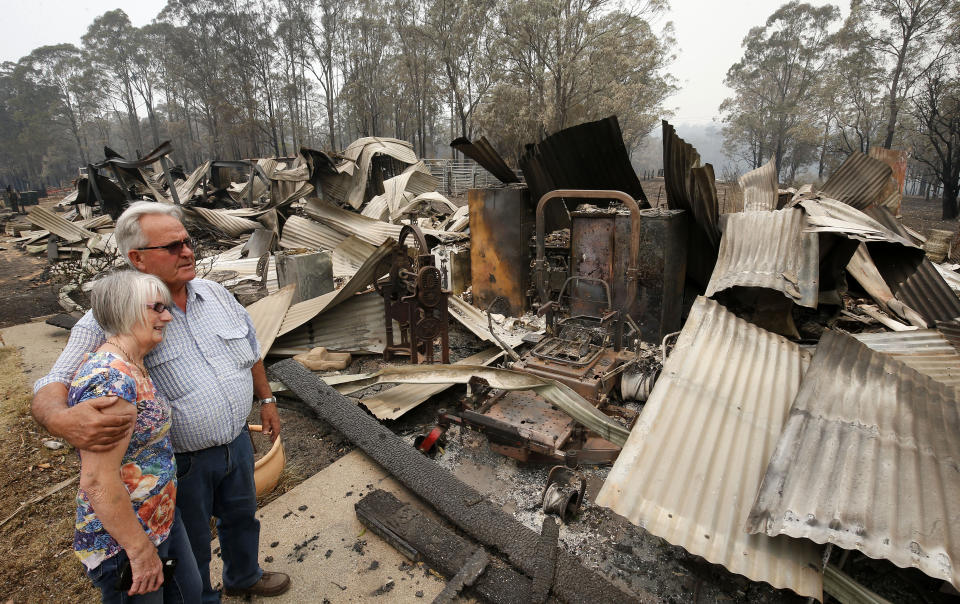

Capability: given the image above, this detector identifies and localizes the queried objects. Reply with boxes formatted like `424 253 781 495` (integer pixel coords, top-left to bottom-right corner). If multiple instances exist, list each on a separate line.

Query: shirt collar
185 279 206 303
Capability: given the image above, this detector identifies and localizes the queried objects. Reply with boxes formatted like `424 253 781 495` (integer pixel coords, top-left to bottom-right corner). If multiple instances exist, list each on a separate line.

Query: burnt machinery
375 224 451 364
430 190 658 465
520 189 645 404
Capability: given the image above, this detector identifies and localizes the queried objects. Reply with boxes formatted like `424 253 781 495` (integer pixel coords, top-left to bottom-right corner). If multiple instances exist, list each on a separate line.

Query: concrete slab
0 319 71 384
211 450 449 603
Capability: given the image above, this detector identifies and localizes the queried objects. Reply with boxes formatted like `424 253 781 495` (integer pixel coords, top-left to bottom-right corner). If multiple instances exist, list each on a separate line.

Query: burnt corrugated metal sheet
706 208 819 308
819 152 893 210
595 296 823 600
332 236 376 278
277 239 396 336
854 329 960 390
270 291 386 355
305 199 463 246
447 293 527 349
245 284 296 357
800 198 918 248
662 121 720 287
867 147 907 213
278 215 347 251
738 159 778 212
873 253 960 323
519 116 647 210
747 330 960 589
359 347 503 419
27 207 96 243
450 136 519 184
337 137 419 209
187 207 259 237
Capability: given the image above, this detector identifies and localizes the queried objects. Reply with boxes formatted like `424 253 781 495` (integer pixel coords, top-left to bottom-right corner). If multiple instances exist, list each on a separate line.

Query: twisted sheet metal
27 207 96 243
271 291 386 355
332 236 377 278
245 284 296 357
344 364 630 446
447 295 527 349
186 207 259 237
747 330 960 589
854 328 960 391
336 137 419 209
874 254 960 323
305 198 464 246
519 115 647 210
450 136 520 184
738 159 778 212
799 198 918 248
277 239 396 336
662 121 720 286
278 215 347 251
359 347 503 420
705 208 819 308
595 296 823 600
819 152 893 210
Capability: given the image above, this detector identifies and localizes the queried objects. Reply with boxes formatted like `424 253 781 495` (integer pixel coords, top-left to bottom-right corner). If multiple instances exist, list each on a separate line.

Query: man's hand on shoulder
33 384 134 452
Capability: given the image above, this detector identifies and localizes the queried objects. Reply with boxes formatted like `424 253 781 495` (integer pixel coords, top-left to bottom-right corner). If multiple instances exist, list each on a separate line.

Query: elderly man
32 201 291 601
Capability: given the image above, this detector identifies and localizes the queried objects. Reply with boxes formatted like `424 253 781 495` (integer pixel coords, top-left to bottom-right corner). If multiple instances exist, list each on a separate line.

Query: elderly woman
69 270 200 603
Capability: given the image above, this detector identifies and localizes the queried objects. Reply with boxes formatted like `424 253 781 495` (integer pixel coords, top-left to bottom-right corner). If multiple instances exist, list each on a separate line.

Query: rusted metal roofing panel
867 147 907 213
359 347 503 419
738 159 778 212
332 236 376 278
305 199 464 246
706 208 819 308
747 330 960 589
519 115 647 210
276 239 396 336
450 136 520 184
854 328 960 390
595 296 823 600
244 284 296 358
278 215 347 251
819 151 893 210
187 207 259 237
27 207 96 243
271 291 386 355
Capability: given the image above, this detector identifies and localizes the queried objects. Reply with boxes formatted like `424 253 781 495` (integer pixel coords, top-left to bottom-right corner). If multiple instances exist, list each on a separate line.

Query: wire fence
422 159 519 197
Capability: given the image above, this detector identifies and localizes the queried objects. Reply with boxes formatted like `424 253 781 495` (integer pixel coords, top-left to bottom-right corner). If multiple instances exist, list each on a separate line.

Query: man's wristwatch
257 397 277 405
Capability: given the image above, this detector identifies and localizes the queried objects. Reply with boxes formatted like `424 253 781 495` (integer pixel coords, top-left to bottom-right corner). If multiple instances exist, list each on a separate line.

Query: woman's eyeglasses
136 237 195 255
146 302 170 313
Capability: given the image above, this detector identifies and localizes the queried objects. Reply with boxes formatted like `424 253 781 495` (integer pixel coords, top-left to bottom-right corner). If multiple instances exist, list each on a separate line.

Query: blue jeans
86 509 201 604
175 427 263 603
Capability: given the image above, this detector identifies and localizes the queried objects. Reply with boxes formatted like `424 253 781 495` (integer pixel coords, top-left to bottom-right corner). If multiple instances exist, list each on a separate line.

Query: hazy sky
2 0 847 128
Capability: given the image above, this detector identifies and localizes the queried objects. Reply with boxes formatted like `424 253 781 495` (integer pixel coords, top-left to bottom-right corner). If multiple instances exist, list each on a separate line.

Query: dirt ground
1 189 959 603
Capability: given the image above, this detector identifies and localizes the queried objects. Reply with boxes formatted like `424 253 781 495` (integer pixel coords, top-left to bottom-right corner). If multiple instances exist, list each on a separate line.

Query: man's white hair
115 201 184 267
90 270 171 338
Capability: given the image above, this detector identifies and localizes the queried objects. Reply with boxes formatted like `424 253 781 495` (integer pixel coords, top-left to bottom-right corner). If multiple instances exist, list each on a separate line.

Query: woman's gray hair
91 270 172 337
115 201 184 266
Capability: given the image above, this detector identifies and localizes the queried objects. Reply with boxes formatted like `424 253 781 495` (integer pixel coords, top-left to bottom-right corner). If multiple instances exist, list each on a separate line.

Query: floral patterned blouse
67 351 177 571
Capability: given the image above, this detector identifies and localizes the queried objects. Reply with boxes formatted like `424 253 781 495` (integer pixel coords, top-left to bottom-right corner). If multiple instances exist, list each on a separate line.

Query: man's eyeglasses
146 302 170 314
136 237 195 255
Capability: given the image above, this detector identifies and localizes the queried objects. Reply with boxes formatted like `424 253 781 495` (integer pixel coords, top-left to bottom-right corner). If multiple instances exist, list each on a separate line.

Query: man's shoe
224 571 291 597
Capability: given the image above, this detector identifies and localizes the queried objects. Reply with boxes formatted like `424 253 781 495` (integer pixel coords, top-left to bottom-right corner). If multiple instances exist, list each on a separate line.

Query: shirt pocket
146 343 190 401
216 323 258 372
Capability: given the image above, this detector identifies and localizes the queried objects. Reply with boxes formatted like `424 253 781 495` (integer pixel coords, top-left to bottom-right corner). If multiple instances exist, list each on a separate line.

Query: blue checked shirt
35 279 261 453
